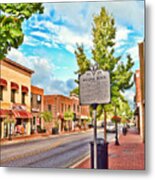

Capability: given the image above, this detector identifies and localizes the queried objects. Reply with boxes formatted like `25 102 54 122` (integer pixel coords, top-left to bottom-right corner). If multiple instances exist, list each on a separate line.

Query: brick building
0 58 34 138
31 85 44 133
44 94 90 132
134 41 145 143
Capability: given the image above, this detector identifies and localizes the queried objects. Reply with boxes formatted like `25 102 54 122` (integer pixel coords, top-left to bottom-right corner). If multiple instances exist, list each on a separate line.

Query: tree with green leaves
40 111 53 123
64 110 74 131
0 3 44 60
73 7 134 141
40 111 53 133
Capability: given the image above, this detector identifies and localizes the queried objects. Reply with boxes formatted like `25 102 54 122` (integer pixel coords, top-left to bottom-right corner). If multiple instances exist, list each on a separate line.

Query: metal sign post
93 104 98 169
79 64 111 169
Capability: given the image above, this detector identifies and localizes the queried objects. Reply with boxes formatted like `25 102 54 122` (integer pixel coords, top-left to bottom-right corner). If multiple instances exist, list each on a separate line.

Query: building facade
31 85 44 133
134 41 145 143
44 94 90 132
0 58 34 139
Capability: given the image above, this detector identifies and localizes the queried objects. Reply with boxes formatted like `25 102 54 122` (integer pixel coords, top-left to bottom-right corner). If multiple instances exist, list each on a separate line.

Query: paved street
1 128 115 168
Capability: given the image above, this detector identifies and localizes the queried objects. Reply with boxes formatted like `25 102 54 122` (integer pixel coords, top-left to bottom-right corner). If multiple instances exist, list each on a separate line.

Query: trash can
122 127 127 135
90 138 108 169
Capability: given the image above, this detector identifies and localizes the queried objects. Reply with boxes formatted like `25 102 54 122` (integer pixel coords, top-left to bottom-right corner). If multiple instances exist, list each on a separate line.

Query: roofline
3 57 34 74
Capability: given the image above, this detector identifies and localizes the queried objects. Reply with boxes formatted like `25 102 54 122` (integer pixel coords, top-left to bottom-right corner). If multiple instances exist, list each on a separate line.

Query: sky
7 0 145 108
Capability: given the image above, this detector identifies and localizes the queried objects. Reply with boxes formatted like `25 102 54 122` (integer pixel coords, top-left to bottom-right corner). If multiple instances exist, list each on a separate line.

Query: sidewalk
74 127 145 170
0 128 92 146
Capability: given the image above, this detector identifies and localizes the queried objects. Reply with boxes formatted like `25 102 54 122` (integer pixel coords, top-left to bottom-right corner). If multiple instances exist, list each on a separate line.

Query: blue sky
7 0 145 108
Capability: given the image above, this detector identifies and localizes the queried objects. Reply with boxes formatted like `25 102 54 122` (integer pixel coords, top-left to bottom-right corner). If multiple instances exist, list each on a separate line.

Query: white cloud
127 46 139 62
7 48 76 95
30 31 50 40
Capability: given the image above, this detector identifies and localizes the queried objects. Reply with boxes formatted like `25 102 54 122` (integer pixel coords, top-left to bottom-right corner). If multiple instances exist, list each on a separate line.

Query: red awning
0 78 7 87
22 85 29 93
0 109 12 118
12 110 33 119
11 82 19 90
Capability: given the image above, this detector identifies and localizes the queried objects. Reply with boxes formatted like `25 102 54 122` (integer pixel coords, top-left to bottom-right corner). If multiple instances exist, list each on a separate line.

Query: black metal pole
115 105 119 145
92 104 98 169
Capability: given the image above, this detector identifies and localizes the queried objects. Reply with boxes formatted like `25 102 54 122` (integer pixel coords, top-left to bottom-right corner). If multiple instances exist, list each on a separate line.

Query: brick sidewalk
74 127 145 170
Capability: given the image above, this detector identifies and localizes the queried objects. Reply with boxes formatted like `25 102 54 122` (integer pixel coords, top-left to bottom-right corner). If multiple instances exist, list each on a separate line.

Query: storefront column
1 120 4 139
27 119 31 135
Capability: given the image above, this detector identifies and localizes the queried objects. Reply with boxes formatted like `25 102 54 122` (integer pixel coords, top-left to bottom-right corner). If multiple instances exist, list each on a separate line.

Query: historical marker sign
79 69 111 105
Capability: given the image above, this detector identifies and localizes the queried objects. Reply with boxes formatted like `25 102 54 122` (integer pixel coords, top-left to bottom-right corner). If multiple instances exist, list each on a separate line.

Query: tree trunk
104 109 107 143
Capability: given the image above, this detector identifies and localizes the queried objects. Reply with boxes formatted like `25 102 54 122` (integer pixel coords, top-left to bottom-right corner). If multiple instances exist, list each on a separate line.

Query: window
68 105 71 111
61 103 64 113
21 92 26 104
0 86 3 100
48 104 52 111
77 105 80 112
11 89 16 103
37 95 41 104
31 93 33 103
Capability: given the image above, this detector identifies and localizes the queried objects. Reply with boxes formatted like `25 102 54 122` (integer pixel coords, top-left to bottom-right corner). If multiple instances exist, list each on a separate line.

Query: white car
106 122 116 133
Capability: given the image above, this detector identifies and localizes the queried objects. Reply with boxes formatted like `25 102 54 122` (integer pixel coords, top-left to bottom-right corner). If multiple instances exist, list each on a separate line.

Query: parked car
106 122 116 133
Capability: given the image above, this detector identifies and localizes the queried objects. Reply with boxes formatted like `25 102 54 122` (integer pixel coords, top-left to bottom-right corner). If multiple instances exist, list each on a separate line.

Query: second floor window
0 86 3 100
21 92 26 104
11 89 16 103
61 103 64 113
37 95 41 104
48 104 52 111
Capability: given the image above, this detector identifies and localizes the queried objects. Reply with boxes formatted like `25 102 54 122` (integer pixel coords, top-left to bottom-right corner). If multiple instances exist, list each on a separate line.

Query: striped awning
0 109 12 118
0 78 7 87
22 85 29 93
11 82 19 90
12 110 33 119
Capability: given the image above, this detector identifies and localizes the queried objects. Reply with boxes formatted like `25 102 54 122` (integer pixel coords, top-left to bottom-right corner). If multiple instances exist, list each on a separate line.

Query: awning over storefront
0 109 12 118
12 110 33 119
22 85 29 93
0 78 7 87
11 82 19 90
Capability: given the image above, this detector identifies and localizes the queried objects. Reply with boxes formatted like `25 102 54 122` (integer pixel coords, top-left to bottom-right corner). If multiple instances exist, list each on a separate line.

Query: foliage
117 101 134 123
0 3 44 59
40 111 53 123
64 110 74 121
72 7 134 119
4 115 15 124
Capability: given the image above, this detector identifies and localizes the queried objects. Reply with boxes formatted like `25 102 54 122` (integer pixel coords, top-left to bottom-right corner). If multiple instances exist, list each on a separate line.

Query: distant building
134 41 145 143
0 58 34 138
44 94 90 132
31 85 44 133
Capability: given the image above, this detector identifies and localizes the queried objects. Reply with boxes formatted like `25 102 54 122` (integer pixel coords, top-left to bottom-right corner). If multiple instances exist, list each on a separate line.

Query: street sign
79 69 111 105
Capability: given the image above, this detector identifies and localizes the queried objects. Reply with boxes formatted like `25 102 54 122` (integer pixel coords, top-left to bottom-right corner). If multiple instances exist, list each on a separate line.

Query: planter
52 127 59 134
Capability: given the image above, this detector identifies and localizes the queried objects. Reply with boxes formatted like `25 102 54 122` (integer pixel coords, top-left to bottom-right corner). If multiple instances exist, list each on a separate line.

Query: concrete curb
69 154 90 168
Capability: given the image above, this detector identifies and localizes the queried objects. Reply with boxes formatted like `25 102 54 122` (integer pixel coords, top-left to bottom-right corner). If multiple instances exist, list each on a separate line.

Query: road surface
1 128 115 168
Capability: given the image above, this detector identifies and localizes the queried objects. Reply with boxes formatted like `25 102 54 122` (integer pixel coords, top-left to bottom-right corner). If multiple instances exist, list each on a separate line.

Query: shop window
48 104 52 111
0 86 3 100
21 92 26 104
37 95 41 104
11 89 16 103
